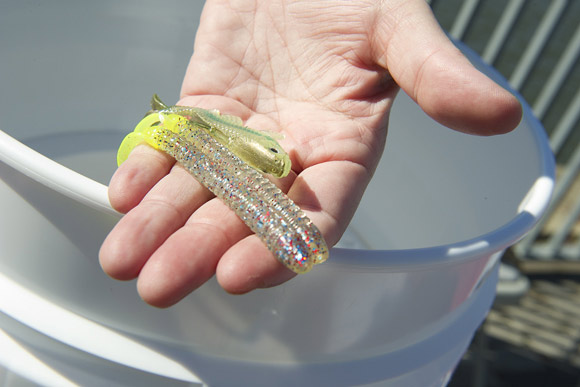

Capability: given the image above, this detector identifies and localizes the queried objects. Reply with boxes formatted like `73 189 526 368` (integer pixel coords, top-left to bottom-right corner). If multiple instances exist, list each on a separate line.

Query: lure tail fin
117 132 145 166
117 113 163 166
151 93 169 111
144 93 170 116
118 112 195 166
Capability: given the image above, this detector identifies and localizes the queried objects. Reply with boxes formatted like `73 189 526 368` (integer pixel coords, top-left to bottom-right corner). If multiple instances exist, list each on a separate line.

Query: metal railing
429 0 580 271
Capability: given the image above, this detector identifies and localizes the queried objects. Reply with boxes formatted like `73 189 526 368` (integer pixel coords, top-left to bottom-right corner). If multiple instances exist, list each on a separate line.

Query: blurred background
427 1 580 386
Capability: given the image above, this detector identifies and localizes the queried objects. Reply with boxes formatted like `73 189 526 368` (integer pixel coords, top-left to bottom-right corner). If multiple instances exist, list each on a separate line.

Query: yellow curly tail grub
117 113 195 166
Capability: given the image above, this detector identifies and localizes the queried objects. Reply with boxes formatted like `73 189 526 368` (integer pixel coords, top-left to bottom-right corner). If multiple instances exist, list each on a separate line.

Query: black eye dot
270 148 279 153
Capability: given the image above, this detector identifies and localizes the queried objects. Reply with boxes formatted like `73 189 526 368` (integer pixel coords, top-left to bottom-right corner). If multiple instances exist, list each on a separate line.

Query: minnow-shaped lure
149 94 291 178
117 112 328 274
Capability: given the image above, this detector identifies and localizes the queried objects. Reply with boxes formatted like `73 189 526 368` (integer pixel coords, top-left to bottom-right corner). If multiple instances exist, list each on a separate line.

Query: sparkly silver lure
118 112 329 274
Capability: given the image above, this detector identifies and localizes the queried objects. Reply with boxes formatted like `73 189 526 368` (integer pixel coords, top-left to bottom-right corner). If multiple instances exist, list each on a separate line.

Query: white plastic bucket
0 1 554 386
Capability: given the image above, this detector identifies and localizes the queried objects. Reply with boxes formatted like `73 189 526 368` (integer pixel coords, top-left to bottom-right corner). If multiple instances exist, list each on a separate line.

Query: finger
372 0 521 135
136 198 253 307
135 170 298 306
99 164 213 280
108 145 175 213
217 160 369 294
216 235 297 294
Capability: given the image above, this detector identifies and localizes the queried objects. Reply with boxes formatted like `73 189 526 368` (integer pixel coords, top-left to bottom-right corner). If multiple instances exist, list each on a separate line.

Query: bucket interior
0 1 554 385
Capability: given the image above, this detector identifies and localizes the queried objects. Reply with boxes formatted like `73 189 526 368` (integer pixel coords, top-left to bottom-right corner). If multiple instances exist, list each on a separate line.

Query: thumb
372 0 522 135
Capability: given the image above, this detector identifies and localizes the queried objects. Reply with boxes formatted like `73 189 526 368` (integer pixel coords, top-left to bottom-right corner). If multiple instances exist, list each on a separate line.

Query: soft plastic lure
149 94 291 178
117 112 328 274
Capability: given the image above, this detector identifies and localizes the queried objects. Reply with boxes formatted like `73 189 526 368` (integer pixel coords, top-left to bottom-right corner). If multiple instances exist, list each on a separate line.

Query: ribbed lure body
118 113 328 274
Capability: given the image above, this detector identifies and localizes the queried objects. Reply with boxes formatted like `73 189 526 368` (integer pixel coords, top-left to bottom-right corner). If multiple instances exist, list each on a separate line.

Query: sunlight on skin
99 0 522 308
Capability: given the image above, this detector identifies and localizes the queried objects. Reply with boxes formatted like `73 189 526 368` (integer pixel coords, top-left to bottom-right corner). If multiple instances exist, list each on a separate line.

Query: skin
99 0 522 308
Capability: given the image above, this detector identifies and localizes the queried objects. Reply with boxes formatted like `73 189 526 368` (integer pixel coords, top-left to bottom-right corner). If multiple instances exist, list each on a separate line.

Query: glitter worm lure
117 112 329 274
148 94 292 178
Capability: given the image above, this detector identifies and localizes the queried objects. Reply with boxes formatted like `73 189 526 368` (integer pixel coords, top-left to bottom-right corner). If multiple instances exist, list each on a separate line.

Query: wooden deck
450 274 580 386
512 166 580 274
484 278 580 367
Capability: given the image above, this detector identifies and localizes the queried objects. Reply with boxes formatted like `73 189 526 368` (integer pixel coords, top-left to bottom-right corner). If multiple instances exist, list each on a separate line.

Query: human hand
99 0 521 307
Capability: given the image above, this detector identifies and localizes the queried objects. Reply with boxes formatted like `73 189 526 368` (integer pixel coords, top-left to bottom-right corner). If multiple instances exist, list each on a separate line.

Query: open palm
100 0 521 307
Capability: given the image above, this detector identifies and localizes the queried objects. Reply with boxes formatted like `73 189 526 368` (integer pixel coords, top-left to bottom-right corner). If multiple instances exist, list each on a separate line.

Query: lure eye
269 147 279 154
